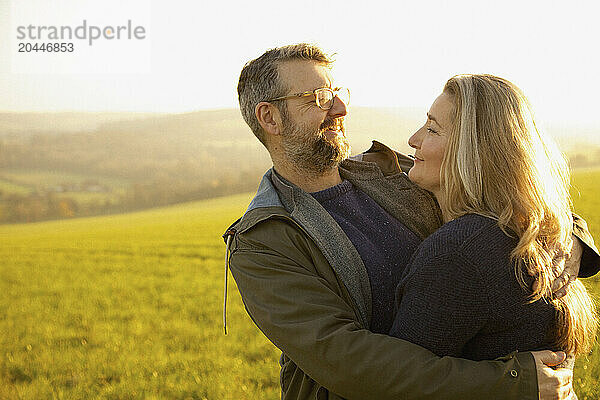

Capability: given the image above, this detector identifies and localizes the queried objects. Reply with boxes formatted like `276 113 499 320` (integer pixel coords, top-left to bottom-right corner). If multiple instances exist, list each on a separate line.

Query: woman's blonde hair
440 74 597 354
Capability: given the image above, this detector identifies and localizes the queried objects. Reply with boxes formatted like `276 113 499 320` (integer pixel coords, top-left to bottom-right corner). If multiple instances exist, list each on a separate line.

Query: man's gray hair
237 43 334 146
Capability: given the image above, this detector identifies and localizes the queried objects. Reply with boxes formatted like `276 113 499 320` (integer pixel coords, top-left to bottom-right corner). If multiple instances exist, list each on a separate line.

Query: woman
389 74 597 365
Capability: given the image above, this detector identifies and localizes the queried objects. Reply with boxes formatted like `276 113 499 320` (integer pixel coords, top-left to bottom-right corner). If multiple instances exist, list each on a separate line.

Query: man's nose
408 126 425 149
327 96 348 118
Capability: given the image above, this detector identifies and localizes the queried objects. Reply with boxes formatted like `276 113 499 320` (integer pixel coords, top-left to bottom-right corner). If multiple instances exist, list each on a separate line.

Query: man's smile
320 118 345 137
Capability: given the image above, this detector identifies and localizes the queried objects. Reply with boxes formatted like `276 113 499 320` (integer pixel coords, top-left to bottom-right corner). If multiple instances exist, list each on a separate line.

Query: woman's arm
389 249 488 357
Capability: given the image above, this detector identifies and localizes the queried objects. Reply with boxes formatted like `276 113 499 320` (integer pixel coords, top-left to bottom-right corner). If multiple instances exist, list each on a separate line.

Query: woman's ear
255 102 282 138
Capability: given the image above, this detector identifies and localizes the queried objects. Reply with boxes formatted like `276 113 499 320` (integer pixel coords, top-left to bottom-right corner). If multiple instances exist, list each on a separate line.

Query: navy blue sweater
389 213 559 360
311 180 422 333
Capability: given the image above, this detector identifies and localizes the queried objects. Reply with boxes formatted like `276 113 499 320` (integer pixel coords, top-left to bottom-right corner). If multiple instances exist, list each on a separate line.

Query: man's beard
281 116 351 175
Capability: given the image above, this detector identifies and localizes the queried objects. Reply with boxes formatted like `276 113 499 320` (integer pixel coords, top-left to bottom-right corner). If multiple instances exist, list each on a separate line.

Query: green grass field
2 171 600 399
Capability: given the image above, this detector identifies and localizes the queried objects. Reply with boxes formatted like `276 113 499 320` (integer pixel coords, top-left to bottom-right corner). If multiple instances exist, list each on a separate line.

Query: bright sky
1 0 599 127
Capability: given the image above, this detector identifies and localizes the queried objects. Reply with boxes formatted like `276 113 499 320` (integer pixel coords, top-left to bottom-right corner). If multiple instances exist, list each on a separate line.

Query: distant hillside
0 106 426 200
0 107 598 223
0 112 159 136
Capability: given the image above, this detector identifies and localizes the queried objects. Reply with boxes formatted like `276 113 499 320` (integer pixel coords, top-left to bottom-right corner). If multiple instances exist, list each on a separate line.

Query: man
223 43 599 399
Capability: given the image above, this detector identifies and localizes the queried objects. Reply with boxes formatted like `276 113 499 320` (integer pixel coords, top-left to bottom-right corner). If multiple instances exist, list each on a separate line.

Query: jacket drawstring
223 230 234 335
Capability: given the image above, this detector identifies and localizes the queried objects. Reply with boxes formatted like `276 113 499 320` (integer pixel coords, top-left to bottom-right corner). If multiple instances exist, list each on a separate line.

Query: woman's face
407 91 454 196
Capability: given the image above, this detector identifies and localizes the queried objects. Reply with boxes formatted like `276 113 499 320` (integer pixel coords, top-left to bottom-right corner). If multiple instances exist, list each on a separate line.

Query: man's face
276 60 350 175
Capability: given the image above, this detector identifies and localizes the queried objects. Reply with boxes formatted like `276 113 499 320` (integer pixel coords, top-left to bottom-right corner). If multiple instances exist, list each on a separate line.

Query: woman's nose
408 126 425 149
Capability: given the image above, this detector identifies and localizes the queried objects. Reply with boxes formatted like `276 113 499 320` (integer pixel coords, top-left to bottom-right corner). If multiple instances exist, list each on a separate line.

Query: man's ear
255 102 282 137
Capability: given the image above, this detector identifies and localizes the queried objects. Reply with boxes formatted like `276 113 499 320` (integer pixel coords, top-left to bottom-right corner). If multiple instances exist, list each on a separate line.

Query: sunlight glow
1 0 599 128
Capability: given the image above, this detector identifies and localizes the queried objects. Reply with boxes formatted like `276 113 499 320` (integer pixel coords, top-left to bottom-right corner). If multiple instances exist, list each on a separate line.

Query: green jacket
223 141 598 400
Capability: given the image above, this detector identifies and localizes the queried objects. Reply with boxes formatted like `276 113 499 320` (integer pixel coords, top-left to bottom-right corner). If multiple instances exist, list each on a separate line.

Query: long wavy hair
440 74 597 354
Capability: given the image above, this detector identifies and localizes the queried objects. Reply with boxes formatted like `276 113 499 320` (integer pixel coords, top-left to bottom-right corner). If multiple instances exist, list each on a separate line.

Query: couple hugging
223 43 599 400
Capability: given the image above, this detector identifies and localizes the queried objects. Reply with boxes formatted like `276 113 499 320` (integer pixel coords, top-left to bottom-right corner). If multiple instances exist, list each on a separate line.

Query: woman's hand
552 236 582 298
532 350 573 400
532 236 582 298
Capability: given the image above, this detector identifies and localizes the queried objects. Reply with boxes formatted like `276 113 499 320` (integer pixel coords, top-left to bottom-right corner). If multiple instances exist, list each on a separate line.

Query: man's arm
229 219 544 400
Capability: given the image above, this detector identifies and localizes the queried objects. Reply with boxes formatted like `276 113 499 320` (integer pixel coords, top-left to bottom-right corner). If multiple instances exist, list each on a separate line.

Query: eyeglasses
266 87 350 110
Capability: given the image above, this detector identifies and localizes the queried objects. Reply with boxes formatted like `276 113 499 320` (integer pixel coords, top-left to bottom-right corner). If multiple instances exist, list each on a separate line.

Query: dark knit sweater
311 180 422 333
389 213 558 360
